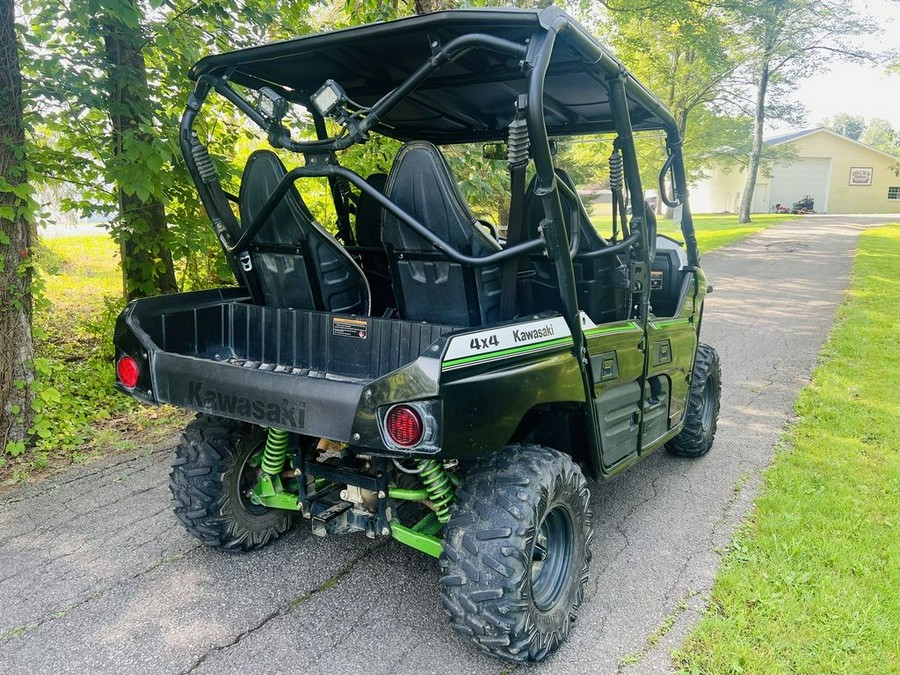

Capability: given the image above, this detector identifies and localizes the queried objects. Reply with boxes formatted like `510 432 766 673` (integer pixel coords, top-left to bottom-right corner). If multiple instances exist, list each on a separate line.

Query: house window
889 187 900 200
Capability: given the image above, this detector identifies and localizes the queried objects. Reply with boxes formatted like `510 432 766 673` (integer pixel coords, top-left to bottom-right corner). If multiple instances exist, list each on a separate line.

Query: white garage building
691 128 900 214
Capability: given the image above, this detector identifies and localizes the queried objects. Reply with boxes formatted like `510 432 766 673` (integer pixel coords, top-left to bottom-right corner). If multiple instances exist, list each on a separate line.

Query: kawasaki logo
188 381 304 428
513 324 556 343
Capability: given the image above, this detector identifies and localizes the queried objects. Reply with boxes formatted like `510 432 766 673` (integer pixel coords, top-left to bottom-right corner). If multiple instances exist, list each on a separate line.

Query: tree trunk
414 0 439 13
102 6 177 300
0 0 34 452
738 58 770 224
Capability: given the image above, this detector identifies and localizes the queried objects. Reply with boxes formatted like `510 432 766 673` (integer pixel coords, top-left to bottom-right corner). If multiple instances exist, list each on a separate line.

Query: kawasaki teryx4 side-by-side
113 7 720 662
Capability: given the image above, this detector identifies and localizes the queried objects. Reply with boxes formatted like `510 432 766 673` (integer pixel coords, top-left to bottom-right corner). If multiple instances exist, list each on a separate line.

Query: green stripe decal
650 318 691 329
442 336 574 369
584 321 642 337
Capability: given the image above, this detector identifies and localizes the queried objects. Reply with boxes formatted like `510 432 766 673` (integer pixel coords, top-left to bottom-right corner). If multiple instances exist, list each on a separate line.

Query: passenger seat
239 150 370 314
381 141 502 326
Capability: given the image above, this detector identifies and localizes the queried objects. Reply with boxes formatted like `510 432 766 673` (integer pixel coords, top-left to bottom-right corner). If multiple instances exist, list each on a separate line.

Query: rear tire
667 343 721 458
439 445 592 662
169 414 294 551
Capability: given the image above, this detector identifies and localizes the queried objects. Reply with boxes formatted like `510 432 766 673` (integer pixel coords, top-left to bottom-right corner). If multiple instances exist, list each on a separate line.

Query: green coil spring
417 459 455 523
261 428 290 476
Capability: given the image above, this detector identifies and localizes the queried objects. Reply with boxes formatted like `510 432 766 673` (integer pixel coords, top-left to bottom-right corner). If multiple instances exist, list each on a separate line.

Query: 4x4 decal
443 317 572 371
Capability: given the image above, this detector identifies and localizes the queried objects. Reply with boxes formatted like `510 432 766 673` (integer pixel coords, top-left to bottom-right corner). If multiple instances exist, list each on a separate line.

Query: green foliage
822 113 866 141
593 0 750 181
859 118 900 157
28 354 133 452
19 0 282 296
2 232 192 482
447 144 511 226
677 223 900 675
21 235 136 455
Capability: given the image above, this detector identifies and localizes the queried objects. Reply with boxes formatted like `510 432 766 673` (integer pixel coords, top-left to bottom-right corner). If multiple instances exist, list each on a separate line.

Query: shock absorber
608 145 633 316
608 147 624 192
416 459 455 523
190 133 218 184
507 114 530 167
261 428 290 476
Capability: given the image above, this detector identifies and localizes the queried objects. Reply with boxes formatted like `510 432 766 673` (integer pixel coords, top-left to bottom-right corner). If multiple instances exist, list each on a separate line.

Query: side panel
394 315 586 458
594 381 641 466
439 351 585 457
646 318 696 434
645 269 702 440
584 320 645 470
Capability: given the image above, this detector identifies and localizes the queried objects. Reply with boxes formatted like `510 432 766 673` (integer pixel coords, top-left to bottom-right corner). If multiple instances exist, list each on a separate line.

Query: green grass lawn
657 213 800 253
37 234 123 343
676 223 900 675
588 208 800 253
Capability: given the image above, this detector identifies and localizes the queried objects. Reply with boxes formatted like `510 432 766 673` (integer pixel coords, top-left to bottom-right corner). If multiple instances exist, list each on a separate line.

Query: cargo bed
115 288 457 441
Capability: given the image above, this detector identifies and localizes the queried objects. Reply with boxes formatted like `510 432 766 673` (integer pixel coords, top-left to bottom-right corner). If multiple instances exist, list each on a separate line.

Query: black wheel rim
700 377 715 434
530 505 575 612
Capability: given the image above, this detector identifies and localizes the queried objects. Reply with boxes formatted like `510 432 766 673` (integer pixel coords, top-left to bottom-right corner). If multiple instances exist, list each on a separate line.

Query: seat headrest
383 141 501 254
239 150 314 244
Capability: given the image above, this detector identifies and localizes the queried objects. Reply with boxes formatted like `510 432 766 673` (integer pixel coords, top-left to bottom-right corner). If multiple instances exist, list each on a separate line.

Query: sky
774 0 900 132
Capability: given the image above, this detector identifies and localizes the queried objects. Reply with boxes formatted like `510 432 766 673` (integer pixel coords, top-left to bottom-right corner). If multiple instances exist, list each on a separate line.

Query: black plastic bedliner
131 289 457 381
120 288 458 439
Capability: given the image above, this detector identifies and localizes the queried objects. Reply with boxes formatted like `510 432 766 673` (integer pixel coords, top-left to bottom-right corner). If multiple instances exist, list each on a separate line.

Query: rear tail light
385 405 423 447
116 355 140 389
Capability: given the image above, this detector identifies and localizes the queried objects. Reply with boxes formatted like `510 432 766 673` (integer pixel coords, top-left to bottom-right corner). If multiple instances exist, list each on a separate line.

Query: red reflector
116 356 140 389
385 405 423 447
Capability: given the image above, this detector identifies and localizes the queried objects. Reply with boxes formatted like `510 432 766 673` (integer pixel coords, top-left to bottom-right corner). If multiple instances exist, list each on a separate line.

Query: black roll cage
177 9 700 317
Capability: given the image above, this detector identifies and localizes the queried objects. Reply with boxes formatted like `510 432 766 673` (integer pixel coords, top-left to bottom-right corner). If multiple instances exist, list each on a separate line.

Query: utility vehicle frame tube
526 21 604 476
179 37 538 267
548 12 699 267
360 33 528 136
526 26 579 334
224 164 545 264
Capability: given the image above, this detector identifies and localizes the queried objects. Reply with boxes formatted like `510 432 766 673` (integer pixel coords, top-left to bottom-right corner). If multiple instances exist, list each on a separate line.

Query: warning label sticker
332 317 368 340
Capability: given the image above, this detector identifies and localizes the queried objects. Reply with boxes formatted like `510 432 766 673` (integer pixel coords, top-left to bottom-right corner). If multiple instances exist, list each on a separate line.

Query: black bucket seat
381 141 502 326
239 150 370 314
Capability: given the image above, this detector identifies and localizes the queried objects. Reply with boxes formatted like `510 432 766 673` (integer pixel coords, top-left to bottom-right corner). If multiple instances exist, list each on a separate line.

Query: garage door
767 157 831 213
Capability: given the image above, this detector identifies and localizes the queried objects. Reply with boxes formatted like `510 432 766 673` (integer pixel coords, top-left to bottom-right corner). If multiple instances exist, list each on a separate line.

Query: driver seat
239 150 370 314
381 141 502 326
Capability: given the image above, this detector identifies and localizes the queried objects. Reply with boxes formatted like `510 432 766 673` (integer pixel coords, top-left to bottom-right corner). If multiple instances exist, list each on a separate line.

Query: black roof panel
190 8 673 143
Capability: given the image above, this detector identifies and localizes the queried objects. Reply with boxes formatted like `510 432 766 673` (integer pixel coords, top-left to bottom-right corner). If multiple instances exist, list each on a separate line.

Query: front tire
169 414 294 551
667 343 721 457
439 445 593 662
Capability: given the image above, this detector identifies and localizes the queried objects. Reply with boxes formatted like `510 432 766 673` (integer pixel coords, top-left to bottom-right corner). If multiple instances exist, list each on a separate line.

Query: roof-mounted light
258 87 290 122
311 79 348 118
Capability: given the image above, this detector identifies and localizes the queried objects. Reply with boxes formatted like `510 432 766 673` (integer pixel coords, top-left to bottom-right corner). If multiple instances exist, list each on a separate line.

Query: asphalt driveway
1 215 892 674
